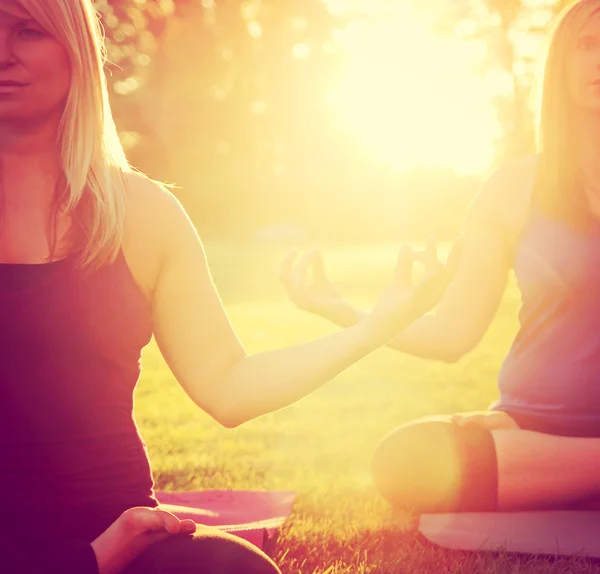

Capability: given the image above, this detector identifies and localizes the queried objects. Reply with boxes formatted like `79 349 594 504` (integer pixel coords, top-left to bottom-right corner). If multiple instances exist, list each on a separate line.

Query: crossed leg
122 526 281 574
371 415 600 513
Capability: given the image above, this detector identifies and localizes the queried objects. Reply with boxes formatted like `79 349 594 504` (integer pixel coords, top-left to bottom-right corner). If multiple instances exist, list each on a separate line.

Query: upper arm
435 157 535 354
145 187 246 423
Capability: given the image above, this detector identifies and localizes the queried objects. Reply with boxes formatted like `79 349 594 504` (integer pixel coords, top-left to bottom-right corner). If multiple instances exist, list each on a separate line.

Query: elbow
218 416 243 429
214 400 264 429
210 400 250 429
211 405 247 429
200 356 251 429
193 392 245 429
439 349 464 364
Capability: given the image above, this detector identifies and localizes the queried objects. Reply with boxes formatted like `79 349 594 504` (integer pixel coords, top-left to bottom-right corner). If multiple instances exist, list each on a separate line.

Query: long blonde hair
17 0 131 267
534 0 600 229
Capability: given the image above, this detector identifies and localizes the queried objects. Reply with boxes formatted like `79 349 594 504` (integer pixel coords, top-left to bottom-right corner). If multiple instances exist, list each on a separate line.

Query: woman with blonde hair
0 0 456 571
284 0 600 515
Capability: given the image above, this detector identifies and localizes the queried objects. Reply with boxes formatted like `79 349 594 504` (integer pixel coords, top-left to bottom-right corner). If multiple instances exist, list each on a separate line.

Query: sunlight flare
327 3 501 175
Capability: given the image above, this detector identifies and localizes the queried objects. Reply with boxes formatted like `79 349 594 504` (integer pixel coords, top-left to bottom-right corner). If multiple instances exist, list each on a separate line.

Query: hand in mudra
365 236 463 340
279 248 347 316
451 410 520 430
91 506 196 574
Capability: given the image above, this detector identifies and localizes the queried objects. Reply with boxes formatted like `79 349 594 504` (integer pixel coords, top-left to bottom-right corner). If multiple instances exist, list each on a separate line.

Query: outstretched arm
281 162 524 362
147 186 455 428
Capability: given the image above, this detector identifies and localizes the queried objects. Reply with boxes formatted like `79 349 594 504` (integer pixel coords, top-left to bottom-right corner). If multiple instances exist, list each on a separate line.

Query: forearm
321 304 464 362
218 321 389 426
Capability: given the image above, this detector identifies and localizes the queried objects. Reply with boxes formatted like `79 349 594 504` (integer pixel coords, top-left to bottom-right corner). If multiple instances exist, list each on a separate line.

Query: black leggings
123 526 281 574
3 527 281 574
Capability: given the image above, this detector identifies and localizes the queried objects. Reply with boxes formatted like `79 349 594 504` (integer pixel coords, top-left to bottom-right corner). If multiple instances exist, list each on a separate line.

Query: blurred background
94 0 572 244
102 5 597 571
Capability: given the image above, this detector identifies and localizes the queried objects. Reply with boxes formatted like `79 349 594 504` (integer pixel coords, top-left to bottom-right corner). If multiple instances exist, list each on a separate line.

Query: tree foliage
92 1 576 239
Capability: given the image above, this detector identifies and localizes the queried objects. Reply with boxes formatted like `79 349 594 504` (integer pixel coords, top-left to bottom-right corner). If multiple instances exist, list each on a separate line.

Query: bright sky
322 1 506 175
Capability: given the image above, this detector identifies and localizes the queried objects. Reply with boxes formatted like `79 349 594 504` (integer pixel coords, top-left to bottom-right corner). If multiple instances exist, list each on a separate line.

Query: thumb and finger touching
291 252 313 291
279 249 298 286
310 250 328 285
132 508 195 536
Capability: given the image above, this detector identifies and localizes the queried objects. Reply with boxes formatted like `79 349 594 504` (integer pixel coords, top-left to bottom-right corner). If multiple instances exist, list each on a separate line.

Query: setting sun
327 4 502 175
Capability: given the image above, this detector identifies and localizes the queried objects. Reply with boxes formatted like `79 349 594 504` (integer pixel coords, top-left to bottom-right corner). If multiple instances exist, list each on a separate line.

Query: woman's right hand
91 506 196 574
279 249 352 320
450 410 520 430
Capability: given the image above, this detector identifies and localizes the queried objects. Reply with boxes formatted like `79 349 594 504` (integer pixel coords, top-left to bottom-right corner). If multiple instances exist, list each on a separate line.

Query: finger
292 252 313 290
406 270 448 317
451 411 480 424
310 250 328 284
142 508 181 534
410 249 428 266
488 411 519 430
179 519 197 535
445 237 463 277
278 249 298 286
394 246 414 287
426 235 437 261
158 510 182 535
130 508 175 533
424 235 442 274
459 415 485 427
484 413 505 429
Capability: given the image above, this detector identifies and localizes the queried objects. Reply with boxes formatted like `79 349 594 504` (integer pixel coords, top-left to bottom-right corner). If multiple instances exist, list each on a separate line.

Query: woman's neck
0 152 72 263
0 110 62 153
0 153 63 215
0 111 62 175
0 116 64 214
0 116 74 262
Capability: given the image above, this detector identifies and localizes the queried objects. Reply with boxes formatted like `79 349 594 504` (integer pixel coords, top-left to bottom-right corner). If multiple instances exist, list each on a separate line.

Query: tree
423 0 576 163
93 0 580 240
114 0 345 235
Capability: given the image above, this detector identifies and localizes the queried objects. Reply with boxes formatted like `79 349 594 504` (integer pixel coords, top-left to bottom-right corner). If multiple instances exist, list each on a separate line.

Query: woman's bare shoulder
123 171 193 238
478 154 538 208
470 154 538 234
121 171 191 301
124 171 181 216
457 154 539 265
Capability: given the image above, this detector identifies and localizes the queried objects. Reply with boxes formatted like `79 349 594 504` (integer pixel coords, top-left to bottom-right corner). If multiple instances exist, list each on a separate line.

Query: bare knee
371 418 464 513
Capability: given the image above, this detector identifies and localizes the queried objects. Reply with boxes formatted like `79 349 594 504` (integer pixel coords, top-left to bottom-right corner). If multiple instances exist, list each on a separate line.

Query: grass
133 241 600 573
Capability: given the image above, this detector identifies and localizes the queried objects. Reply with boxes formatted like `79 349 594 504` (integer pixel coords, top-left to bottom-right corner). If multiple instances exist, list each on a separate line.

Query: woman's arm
310 183 509 361
146 188 455 428
7 507 195 574
282 160 532 363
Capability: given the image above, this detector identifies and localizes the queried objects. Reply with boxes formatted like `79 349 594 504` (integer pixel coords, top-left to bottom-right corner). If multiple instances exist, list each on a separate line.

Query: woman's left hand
91 507 196 574
363 236 462 342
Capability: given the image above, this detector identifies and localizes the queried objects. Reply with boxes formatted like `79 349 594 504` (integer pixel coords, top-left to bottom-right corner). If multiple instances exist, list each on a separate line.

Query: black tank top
0 249 157 543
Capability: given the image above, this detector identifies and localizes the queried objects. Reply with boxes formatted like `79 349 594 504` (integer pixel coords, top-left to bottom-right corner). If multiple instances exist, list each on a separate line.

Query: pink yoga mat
418 511 600 558
155 490 296 551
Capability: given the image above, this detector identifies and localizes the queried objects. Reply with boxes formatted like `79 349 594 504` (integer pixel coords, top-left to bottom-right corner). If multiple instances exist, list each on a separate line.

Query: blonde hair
17 0 131 267
534 0 600 229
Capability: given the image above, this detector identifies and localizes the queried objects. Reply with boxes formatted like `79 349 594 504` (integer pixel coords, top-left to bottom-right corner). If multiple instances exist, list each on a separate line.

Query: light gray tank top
492 206 600 424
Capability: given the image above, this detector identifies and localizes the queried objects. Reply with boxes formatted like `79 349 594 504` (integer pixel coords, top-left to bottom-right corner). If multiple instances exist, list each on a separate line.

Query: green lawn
134 242 599 573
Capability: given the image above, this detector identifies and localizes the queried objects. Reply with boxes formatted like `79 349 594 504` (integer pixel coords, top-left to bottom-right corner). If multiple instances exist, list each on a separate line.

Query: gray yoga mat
418 512 600 557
